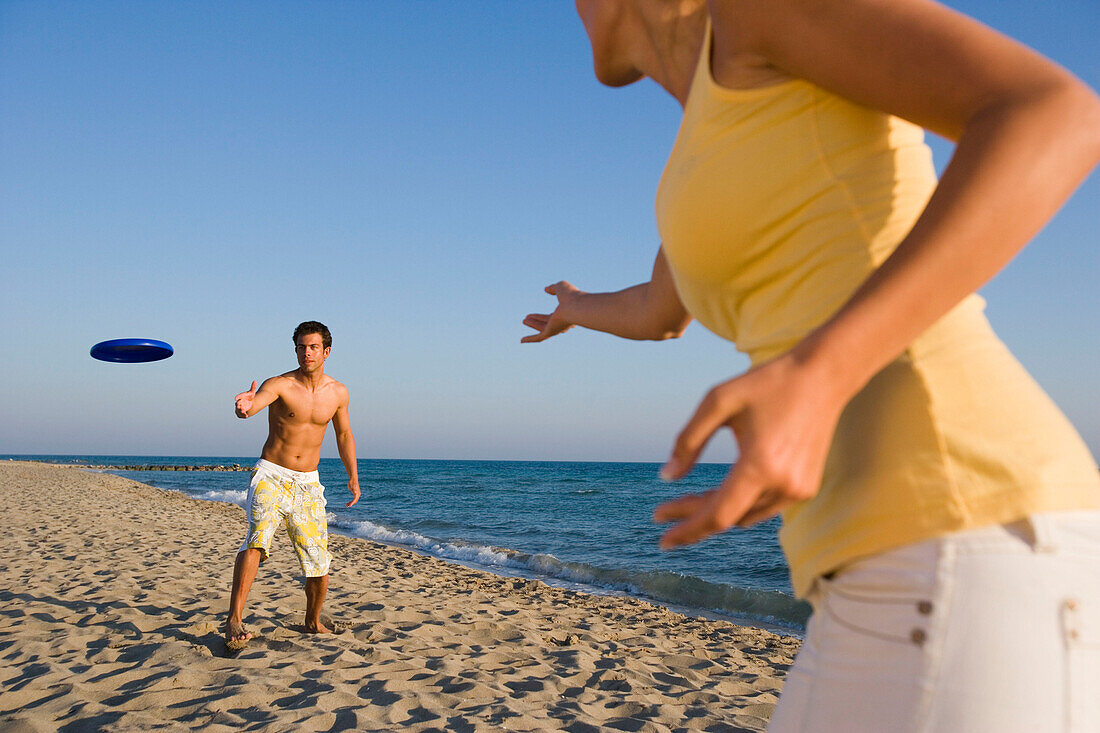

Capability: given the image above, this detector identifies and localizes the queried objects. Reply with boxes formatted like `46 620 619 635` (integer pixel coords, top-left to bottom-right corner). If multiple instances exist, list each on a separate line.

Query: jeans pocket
1063 597 1100 732
815 567 937 649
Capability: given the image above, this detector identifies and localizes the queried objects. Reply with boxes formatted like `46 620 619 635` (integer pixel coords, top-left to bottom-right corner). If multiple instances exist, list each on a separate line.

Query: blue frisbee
90 338 174 363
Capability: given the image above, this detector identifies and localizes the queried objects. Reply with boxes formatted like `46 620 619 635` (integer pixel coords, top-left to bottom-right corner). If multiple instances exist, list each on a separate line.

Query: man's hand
346 479 361 508
521 281 582 343
235 381 258 418
653 349 847 547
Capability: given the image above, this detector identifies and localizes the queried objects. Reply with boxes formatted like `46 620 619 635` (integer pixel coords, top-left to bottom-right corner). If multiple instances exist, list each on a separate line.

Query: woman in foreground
524 1 1100 730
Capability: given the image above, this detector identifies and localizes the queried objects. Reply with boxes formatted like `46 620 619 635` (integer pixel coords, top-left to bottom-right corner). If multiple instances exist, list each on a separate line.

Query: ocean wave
331 516 517 568
329 515 809 630
196 489 249 506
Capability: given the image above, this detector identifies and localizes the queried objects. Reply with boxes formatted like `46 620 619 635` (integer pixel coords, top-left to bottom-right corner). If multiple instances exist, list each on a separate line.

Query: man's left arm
332 386 360 508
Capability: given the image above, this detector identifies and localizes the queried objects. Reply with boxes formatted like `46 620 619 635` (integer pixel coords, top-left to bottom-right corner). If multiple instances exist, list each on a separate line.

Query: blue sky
2 1 1097 462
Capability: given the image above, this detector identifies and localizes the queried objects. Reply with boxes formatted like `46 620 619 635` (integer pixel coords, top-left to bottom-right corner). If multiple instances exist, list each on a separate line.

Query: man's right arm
234 378 280 418
521 247 692 343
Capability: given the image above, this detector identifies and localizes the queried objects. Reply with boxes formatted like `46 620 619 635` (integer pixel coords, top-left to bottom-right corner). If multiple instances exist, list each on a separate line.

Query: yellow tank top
656 27 1100 597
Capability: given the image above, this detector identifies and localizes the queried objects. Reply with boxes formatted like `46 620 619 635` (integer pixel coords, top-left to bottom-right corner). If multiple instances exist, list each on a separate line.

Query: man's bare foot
224 619 253 651
303 619 331 634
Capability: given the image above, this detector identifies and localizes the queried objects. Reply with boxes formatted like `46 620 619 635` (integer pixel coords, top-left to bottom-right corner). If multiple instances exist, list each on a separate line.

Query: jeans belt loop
1027 513 1058 554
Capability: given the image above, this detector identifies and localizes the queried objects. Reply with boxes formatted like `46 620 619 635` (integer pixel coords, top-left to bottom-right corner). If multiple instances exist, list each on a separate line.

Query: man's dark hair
293 321 332 349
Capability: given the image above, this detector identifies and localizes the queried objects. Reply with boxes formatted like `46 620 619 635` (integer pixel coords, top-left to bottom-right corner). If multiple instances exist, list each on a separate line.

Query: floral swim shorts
239 458 332 577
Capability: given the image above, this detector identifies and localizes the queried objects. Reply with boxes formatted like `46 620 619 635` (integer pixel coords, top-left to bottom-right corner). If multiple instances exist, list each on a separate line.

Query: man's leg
225 548 261 642
291 479 332 634
226 467 281 646
304 574 329 633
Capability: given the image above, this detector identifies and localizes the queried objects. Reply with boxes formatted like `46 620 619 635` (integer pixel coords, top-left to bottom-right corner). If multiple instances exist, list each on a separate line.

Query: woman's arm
522 247 692 342
655 0 1100 546
714 0 1100 396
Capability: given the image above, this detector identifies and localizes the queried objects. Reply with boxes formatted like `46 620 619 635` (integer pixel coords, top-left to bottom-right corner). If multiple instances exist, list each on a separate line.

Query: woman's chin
594 62 644 87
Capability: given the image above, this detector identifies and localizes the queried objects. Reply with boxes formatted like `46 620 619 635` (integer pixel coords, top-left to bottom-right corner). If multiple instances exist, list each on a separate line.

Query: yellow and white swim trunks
240 458 332 577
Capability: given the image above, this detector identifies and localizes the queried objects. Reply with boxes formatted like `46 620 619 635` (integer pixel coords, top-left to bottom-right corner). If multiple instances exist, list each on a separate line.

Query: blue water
7 454 811 630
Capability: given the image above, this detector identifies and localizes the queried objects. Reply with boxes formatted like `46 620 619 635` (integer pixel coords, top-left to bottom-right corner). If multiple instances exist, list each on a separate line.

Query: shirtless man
224 321 360 648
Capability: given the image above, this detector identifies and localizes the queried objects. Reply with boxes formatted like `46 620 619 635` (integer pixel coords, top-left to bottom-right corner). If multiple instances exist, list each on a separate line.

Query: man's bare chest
276 392 338 427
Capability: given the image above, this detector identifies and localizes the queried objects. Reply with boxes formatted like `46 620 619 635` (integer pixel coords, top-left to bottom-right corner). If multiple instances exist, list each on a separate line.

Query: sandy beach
0 460 799 732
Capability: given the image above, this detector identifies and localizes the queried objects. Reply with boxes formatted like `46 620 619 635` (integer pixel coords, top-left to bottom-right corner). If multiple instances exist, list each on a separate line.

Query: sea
7 455 812 633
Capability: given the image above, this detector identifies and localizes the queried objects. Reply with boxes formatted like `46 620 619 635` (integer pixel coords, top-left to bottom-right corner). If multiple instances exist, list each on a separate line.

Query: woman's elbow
1039 75 1100 166
1072 84 1100 168
651 315 692 340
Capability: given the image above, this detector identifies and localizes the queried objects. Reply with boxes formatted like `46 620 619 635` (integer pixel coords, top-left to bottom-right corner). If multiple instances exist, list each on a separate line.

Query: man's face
295 332 330 373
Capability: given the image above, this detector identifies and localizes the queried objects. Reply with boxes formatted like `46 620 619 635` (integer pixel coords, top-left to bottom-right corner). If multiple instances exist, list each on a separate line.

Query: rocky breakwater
78 464 250 472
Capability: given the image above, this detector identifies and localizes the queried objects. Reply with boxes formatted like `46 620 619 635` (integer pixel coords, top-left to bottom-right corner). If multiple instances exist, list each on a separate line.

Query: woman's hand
653 347 849 547
521 281 583 343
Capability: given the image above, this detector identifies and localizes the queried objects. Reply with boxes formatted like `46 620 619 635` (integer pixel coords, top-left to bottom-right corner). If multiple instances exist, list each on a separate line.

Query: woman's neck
632 0 707 106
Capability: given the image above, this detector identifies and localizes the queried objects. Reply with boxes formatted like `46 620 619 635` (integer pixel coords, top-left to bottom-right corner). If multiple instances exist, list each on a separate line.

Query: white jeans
768 510 1100 733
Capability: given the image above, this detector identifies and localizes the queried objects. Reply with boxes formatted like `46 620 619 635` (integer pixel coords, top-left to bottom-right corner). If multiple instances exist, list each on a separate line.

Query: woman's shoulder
705 5 796 92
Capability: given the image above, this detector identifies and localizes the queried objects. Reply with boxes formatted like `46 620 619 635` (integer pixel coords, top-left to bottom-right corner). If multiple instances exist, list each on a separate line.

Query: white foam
197 489 248 506
330 516 518 569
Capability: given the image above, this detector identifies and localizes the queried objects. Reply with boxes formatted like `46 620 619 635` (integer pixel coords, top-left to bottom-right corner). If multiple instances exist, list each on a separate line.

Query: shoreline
0 460 799 731
35 459 807 635
22 456 810 633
